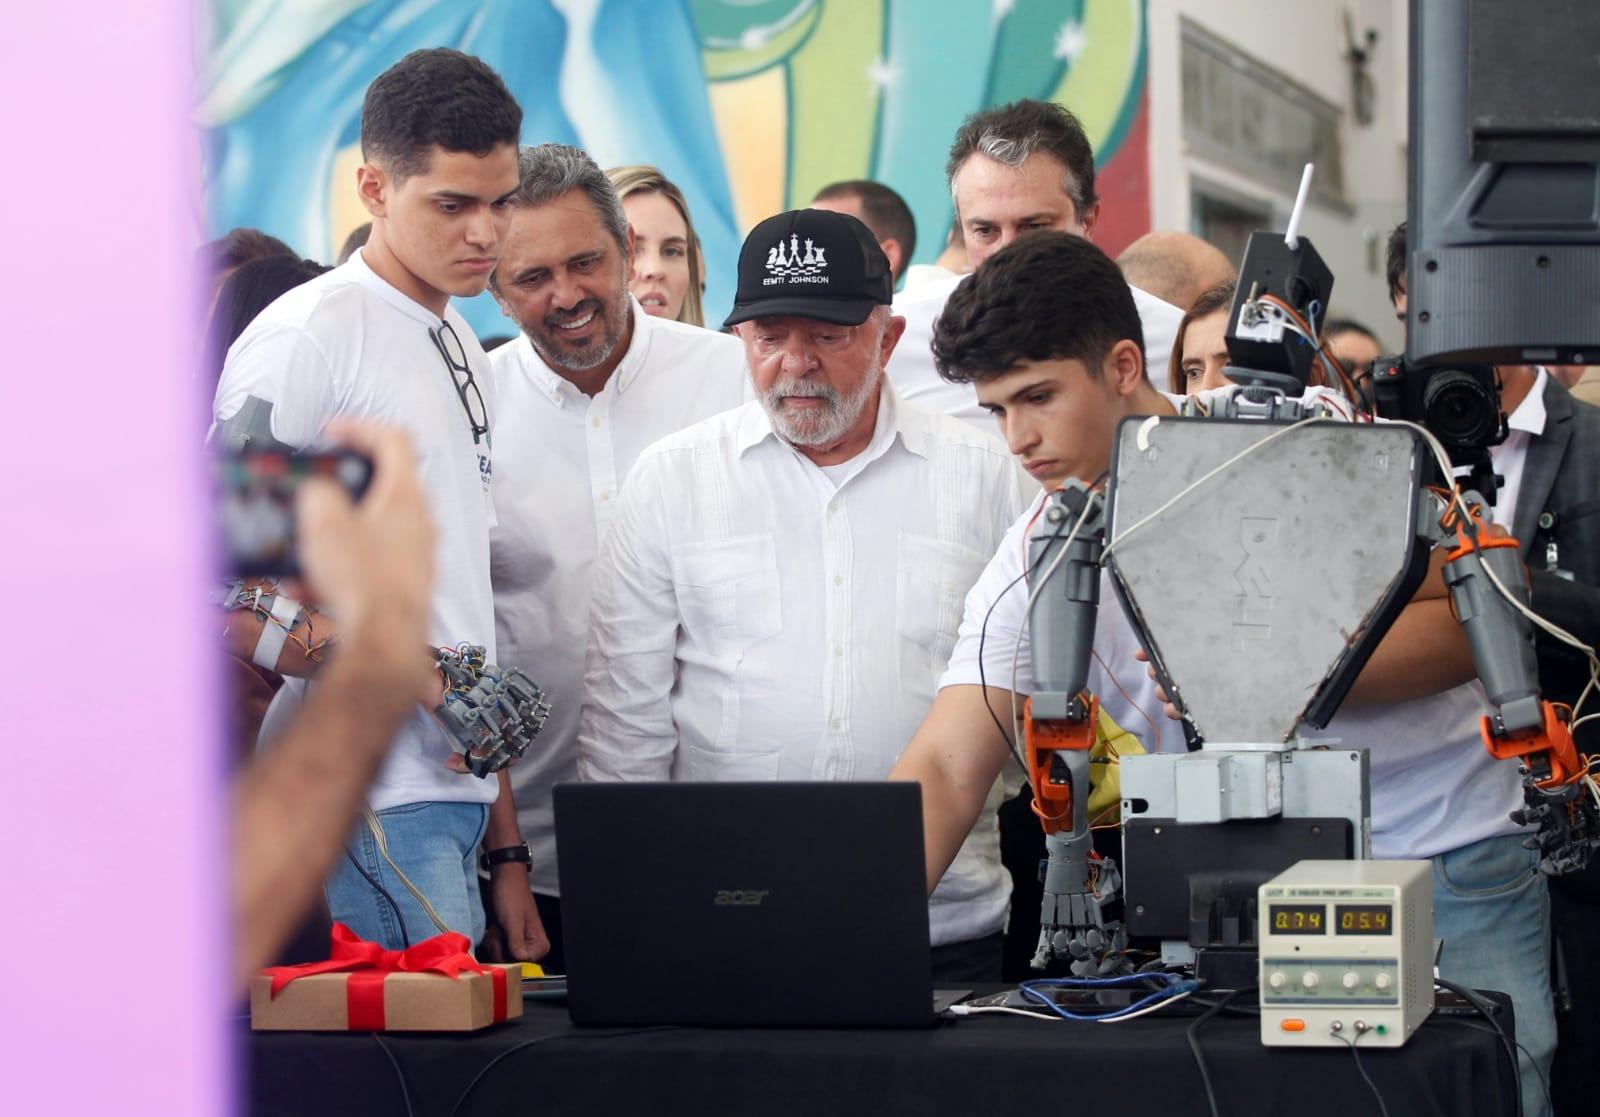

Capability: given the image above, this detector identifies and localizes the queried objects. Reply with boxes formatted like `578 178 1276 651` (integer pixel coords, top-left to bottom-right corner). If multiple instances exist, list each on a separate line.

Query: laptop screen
554 781 934 1026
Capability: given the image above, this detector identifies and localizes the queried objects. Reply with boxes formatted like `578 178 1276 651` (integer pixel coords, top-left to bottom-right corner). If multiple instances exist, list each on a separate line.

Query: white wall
1146 0 1409 349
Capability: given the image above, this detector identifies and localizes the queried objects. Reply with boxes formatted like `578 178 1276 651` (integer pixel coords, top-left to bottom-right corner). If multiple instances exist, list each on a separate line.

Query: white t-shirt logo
762 234 830 286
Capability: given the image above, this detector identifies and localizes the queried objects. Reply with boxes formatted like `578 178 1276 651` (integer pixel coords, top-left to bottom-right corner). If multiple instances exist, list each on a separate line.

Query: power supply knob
1374 973 1393 991
1342 972 1360 990
1302 971 1321 990
1269 971 1288 990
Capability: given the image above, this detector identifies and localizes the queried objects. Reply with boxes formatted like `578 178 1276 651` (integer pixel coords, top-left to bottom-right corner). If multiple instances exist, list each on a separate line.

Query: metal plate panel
1106 419 1424 745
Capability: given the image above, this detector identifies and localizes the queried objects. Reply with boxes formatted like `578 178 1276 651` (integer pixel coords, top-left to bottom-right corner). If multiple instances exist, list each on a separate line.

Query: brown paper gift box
249 964 523 1032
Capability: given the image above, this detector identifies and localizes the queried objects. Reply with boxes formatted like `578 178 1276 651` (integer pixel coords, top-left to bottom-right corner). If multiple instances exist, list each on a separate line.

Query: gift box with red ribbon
250 923 522 1032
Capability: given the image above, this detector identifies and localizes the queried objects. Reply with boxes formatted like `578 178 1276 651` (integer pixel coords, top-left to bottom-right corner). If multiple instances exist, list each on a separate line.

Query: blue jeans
1433 833 1555 1117
324 801 490 951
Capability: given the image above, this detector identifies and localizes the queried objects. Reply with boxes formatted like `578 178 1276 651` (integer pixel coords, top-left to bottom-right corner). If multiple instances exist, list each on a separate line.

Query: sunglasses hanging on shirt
429 321 489 445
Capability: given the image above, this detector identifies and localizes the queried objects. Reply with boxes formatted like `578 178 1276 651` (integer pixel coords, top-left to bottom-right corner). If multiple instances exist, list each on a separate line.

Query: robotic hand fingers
433 645 553 778
1031 823 1132 976
1022 483 1134 975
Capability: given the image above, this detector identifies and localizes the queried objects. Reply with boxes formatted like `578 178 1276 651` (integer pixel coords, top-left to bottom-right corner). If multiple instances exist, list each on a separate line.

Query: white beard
760 360 883 448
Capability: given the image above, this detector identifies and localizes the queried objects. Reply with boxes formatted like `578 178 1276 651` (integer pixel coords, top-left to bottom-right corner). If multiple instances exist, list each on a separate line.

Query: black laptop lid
553 782 933 1027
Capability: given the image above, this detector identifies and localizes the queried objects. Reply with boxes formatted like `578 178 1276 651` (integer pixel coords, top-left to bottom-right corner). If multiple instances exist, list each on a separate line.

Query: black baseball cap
723 209 894 328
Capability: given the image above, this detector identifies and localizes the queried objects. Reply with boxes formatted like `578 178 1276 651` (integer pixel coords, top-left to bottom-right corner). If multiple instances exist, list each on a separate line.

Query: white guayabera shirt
488 301 751 896
578 381 1025 945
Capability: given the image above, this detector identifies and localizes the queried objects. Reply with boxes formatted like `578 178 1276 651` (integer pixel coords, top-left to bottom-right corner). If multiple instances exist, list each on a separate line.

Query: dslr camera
1370 356 1508 499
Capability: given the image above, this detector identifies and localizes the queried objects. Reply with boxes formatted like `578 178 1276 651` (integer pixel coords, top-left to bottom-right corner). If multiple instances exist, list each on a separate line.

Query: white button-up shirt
488 301 749 895
1484 366 1547 526
578 382 1024 945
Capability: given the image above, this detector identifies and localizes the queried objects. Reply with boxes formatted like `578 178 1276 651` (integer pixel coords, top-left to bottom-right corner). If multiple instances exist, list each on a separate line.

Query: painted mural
199 0 1150 337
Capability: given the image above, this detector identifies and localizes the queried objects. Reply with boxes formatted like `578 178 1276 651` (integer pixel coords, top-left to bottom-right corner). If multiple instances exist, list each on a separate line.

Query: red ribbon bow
262 923 508 1029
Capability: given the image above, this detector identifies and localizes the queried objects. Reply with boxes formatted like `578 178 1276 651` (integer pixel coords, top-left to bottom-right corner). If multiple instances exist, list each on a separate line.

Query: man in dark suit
1516 375 1600 1117
1519 381 1600 699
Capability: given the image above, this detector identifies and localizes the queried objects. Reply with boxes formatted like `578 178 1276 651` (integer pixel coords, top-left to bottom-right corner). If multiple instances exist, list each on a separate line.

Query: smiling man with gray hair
578 208 1025 980
484 143 748 967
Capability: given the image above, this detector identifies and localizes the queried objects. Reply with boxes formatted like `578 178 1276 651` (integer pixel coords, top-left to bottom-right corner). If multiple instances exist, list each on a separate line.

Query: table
247 989 1518 1117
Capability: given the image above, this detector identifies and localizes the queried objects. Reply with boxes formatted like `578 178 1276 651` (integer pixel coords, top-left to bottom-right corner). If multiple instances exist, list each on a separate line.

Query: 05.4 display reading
1269 904 1326 934
1335 905 1392 935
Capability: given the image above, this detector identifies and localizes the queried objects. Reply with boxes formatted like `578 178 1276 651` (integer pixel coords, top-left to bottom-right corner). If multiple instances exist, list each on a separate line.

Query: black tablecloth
247 989 1517 1117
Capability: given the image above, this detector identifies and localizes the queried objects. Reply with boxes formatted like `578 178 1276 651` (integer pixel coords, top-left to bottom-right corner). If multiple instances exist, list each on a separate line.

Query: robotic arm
1436 494 1599 874
1020 436 1597 989
218 581 552 778
1023 481 1130 975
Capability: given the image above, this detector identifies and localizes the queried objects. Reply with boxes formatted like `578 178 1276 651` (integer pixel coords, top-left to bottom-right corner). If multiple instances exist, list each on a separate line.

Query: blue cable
1017 973 1202 1022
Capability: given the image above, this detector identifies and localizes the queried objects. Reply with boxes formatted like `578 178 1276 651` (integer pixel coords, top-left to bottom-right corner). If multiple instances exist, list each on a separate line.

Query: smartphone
216 448 372 576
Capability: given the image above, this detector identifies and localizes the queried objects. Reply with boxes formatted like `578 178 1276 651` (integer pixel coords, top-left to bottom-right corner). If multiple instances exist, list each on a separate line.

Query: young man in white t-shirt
212 48 545 960
889 231 1554 1115
483 144 749 967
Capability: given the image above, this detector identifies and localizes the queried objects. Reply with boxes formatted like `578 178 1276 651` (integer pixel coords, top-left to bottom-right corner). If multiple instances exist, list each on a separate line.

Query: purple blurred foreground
0 3 225 1114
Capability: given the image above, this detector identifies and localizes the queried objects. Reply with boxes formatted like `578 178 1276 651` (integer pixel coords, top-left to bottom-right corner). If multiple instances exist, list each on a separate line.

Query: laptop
553 781 953 1027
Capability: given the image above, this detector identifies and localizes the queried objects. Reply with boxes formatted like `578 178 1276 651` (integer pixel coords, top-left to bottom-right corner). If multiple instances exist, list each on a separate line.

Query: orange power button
1280 1019 1307 1032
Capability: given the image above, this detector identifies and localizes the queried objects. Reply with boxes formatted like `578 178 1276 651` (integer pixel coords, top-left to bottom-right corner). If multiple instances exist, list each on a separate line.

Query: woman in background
607 165 706 327
1169 279 1350 415
1167 279 1239 396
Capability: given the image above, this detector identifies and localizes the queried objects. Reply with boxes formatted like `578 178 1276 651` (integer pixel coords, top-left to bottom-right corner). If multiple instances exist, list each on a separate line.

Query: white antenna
1283 163 1315 251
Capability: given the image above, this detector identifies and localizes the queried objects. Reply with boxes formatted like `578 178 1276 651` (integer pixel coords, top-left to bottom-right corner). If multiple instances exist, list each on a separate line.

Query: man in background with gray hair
485 143 748 966
888 99 1185 432
579 209 1024 980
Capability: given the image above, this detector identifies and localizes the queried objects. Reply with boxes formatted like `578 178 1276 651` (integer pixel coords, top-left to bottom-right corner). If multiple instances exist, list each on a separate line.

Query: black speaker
1407 0 1600 366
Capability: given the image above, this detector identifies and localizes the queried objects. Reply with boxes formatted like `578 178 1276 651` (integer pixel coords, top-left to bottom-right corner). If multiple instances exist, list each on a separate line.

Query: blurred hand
1132 648 1182 721
296 421 437 705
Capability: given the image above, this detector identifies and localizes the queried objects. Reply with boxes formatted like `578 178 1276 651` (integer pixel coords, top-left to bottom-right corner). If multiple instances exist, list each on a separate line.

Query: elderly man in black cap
576 209 1025 979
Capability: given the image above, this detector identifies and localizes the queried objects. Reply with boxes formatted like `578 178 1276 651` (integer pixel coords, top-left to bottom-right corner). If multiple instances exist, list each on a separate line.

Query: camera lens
1422 369 1499 448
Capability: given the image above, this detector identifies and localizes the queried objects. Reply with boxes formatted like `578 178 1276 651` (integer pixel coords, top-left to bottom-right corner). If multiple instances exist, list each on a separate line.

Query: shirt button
834 646 843 657
600 492 611 502
591 418 601 428
830 719 842 731
832 575 843 586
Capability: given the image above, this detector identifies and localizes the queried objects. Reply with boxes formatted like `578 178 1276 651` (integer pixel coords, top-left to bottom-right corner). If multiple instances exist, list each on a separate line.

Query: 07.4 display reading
1269 904 1326 934
1335 905 1392 935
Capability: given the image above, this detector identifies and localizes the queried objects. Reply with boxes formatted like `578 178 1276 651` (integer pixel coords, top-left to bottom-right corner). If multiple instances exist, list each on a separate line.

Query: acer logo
714 889 770 906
